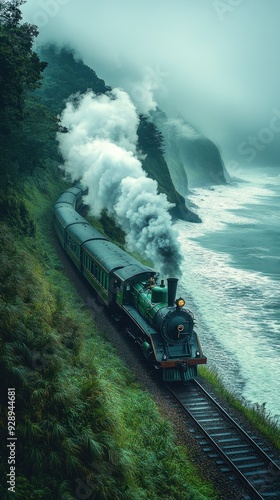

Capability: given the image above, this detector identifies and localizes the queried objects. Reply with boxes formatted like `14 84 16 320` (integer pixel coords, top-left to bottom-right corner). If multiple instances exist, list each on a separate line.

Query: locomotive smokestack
167 278 178 307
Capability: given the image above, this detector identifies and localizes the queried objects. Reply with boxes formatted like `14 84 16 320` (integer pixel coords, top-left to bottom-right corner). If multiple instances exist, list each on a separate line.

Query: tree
0 1 49 179
137 115 165 155
0 0 47 117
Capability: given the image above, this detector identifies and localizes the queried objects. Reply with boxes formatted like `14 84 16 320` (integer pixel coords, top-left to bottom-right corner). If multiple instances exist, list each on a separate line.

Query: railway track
165 380 280 499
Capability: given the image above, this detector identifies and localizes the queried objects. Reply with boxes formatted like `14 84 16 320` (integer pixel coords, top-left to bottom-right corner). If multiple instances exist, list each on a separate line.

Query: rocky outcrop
169 191 201 222
153 112 229 196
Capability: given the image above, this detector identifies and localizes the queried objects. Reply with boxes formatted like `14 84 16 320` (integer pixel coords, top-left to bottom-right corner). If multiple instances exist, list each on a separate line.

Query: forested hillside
0 2 216 498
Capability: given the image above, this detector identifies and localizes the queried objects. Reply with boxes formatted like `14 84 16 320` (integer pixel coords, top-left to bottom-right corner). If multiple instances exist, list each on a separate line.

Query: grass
76 335 218 499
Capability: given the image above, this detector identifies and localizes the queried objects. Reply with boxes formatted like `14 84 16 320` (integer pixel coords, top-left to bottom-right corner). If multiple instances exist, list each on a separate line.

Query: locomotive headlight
176 297 185 308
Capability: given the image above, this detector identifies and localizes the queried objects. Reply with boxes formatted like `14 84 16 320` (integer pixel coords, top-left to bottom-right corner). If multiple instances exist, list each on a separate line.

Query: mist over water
177 167 280 418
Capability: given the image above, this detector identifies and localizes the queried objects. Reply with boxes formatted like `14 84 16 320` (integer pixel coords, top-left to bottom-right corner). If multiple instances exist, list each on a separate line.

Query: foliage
99 208 126 245
0 0 46 116
137 115 165 155
137 115 183 208
0 92 60 179
0 0 54 181
0 182 35 235
35 45 110 113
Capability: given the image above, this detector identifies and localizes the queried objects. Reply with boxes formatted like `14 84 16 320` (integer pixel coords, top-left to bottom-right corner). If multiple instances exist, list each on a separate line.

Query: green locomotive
53 185 207 381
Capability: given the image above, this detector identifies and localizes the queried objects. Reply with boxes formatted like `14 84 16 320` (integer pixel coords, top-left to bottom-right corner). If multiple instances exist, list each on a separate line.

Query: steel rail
165 380 280 499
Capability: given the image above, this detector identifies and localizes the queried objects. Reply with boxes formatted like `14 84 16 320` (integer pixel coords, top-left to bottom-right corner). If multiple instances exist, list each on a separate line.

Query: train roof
54 185 85 207
53 205 88 228
66 221 108 244
82 239 155 277
59 186 84 198
114 264 156 283
54 192 77 207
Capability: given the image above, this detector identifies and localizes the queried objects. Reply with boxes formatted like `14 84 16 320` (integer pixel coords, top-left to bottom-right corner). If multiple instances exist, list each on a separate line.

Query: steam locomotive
53 185 207 381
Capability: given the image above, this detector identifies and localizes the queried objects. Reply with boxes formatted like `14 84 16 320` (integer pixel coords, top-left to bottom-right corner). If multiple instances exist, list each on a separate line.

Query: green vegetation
0 1 46 115
137 116 172 198
0 2 217 498
0 0 48 179
35 44 110 114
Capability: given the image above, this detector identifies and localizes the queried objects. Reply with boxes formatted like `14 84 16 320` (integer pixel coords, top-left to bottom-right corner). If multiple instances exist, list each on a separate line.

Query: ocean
176 166 280 420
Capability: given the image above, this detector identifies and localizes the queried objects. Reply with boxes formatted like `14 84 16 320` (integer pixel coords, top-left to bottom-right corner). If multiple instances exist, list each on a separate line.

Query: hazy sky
21 0 280 167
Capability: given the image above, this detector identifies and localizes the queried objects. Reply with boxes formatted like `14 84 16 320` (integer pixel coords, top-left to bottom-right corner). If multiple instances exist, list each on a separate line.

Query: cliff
137 116 201 222
153 112 229 196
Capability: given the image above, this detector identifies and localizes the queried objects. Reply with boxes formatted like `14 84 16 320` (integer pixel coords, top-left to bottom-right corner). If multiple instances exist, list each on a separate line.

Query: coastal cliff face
153 113 229 196
137 116 201 222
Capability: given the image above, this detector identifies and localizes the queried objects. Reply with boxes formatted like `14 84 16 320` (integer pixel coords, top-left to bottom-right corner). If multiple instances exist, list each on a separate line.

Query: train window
90 260 93 274
104 275 108 289
82 254 108 288
68 236 77 253
94 265 99 281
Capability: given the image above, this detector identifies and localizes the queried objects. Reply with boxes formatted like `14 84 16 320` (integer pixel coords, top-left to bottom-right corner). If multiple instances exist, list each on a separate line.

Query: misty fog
21 0 280 167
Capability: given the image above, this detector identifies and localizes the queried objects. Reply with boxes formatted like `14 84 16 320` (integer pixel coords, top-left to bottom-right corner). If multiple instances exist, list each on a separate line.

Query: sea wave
176 168 280 418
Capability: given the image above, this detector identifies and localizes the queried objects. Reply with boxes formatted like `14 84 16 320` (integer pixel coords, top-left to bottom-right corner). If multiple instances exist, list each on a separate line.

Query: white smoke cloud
130 77 158 115
57 89 182 276
59 88 139 154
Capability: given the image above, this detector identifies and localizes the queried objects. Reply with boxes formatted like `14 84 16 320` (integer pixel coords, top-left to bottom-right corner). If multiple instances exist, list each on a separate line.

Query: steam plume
57 89 182 276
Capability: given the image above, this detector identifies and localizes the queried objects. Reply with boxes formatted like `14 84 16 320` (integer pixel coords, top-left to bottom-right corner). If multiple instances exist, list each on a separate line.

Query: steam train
53 185 207 381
